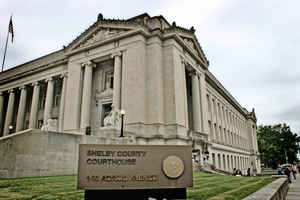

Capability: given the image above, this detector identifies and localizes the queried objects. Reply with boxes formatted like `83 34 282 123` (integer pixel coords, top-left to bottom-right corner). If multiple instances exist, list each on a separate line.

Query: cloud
278 105 300 121
0 0 299 134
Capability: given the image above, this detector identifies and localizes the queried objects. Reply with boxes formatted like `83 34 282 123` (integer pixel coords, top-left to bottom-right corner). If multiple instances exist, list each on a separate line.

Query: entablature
205 70 250 118
0 57 67 87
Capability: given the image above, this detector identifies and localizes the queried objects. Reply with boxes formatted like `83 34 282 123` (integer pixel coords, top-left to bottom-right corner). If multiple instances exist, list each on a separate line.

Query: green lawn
0 172 274 200
188 172 274 200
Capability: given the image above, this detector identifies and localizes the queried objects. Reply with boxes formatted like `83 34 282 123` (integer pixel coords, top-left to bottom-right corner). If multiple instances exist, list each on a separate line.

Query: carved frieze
75 28 126 50
181 37 199 56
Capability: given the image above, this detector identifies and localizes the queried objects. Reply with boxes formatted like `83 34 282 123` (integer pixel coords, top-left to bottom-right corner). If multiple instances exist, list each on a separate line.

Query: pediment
70 27 129 51
180 36 208 65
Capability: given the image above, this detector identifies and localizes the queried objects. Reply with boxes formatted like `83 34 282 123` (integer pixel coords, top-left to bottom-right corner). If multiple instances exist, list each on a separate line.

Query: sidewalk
287 174 300 200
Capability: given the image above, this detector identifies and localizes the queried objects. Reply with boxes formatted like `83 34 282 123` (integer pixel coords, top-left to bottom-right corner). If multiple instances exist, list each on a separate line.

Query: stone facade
0 13 261 177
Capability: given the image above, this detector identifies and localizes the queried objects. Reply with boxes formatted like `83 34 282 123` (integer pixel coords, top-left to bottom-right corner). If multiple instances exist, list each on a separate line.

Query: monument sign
78 144 192 199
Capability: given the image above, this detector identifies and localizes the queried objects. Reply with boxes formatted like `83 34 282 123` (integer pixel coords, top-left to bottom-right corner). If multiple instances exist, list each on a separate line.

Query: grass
0 172 274 200
188 172 274 200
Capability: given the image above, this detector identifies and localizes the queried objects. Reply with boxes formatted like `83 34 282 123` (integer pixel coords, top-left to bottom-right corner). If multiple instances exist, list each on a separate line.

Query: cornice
66 13 209 65
66 28 151 57
0 58 68 85
163 32 208 70
164 28 209 65
206 70 250 118
0 14 210 83
212 142 251 155
66 17 147 50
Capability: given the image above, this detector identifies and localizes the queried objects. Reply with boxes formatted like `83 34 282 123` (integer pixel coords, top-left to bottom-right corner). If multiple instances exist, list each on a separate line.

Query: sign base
84 188 187 200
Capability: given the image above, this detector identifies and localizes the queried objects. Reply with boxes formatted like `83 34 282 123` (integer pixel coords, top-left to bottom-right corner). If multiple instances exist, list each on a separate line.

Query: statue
103 108 121 129
41 119 58 131
103 111 114 127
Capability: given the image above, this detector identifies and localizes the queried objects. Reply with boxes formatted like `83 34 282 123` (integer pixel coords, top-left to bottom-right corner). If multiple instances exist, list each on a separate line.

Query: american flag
8 16 14 43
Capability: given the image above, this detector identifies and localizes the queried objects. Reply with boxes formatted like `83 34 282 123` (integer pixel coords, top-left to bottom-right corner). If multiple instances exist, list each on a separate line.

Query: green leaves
257 123 300 168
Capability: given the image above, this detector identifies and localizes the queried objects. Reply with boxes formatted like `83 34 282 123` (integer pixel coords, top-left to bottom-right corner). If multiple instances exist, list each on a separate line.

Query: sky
0 0 299 134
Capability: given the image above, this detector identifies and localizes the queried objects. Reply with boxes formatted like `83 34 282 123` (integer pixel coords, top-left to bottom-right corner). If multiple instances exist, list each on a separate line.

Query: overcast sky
0 0 299 134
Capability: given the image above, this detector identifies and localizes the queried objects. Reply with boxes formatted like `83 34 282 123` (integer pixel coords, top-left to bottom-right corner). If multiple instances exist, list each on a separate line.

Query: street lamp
120 110 126 137
8 125 13 134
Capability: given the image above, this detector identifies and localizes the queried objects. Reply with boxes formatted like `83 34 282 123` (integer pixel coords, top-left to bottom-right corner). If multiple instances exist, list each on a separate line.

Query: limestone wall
0 129 191 179
243 178 289 200
0 129 129 178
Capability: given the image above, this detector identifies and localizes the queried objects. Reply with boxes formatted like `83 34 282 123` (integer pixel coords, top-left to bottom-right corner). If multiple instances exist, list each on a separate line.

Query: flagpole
1 21 10 72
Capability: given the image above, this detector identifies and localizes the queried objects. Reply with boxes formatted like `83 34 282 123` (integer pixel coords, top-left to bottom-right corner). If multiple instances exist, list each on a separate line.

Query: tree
257 123 300 169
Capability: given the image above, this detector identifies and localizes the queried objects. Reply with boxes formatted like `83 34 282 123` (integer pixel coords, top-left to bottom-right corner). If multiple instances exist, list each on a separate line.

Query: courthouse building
0 13 260 178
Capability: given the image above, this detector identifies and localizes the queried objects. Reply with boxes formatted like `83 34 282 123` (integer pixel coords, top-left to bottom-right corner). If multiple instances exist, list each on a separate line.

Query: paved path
287 174 300 200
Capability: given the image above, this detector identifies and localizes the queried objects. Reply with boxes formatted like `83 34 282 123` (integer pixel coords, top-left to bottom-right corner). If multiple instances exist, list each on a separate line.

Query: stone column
59 73 68 131
44 77 54 124
182 60 189 128
80 61 95 130
16 86 27 132
3 89 15 136
225 109 228 131
191 71 201 132
111 52 122 110
29 82 40 128
199 71 209 134
0 92 4 134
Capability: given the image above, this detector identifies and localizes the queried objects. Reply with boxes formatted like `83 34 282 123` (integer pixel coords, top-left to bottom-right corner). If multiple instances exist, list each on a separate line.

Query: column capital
32 81 40 87
81 60 96 68
19 85 27 90
189 70 200 77
45 77 54 82
60 72 68 79
8 88 15 93
181 59 188 66
0 91 3 96
110 51 122 59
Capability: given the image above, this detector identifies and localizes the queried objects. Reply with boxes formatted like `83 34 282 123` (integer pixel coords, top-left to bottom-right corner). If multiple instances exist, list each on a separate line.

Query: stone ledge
243 178 289 200
271 175 287 178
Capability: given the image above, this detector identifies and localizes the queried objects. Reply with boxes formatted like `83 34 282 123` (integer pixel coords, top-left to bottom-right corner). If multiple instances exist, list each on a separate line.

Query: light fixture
8 125 13 134
120 110 126 137
120 110 126 115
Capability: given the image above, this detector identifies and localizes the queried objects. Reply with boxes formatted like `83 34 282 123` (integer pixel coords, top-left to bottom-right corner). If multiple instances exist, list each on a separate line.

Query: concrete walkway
287 174 300 200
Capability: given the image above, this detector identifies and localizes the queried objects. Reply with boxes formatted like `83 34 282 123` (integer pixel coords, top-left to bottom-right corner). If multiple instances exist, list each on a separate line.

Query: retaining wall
243 177 289 200
0 129 134 179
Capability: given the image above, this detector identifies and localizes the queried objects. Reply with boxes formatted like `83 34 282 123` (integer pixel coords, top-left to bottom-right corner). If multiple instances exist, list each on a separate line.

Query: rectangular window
38 95 46 110
207 95 211 114
224 128 227 143
53 79 62 108
218 103 221 120
219 126 222 142
208 121 212 136
214 123 218 140
37 120 44 129
212 99 216 117
54 94 61 107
